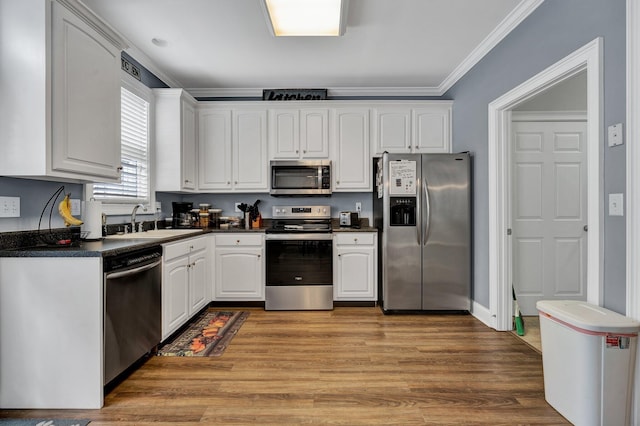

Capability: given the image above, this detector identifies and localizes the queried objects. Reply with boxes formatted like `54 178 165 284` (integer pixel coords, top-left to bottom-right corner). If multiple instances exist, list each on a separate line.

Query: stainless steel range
265 205 333 310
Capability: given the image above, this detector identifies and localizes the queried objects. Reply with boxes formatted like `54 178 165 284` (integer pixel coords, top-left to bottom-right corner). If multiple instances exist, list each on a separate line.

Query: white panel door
511 121 588 314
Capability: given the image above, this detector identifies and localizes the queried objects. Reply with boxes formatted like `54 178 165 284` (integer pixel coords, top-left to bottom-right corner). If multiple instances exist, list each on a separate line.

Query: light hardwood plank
0 307 568 425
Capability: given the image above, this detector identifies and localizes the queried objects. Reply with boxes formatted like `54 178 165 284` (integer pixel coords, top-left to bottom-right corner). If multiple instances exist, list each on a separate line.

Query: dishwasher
104 245 162 385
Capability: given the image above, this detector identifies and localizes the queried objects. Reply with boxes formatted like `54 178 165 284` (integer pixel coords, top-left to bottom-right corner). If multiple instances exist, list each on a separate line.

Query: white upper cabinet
234 109 269 191
198 107 232 190
0 0 126 182
198 104 269 192
331 108 371 191
269 107 329 159
154 89 198 192
372 102 452 155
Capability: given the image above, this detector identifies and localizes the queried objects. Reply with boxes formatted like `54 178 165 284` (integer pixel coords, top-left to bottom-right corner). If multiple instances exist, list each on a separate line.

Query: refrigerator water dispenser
390 198 416 226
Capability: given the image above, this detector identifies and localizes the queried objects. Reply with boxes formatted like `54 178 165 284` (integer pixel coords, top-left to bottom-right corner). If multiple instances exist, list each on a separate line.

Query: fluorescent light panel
264 0 345 36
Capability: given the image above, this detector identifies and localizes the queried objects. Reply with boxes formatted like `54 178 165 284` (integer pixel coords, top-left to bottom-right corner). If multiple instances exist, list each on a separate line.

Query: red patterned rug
157 310 249 357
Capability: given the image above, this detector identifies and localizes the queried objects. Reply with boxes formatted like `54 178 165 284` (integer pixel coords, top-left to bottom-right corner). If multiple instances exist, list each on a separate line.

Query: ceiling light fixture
262 0 348 37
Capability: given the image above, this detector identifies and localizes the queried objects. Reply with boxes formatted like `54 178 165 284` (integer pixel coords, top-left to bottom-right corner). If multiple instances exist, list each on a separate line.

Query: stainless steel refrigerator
373 152 471 312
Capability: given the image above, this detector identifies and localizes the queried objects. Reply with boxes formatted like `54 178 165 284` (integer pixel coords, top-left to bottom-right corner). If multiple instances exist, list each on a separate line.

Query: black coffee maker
172 202 193 228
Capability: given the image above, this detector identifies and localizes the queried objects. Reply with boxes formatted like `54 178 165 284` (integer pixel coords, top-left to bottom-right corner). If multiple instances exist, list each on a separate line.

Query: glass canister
209 208 222 228
199 212 209 228
199 203 211 213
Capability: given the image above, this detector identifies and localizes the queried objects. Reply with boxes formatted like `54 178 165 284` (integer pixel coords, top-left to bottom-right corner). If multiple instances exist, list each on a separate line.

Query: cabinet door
372 108 411 155
215 248 264 300
188 249 208 315
269 109 300 159
334 247 376 300
51 1 121 180
233 109 268 191
331 108 371 191
413 107 451 153
162 256 190 339
300 109 329 158
181 100 197 190
198 108 233 190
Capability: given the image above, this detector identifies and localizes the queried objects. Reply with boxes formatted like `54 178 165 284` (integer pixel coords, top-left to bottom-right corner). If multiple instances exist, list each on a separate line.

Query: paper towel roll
82 199 103 240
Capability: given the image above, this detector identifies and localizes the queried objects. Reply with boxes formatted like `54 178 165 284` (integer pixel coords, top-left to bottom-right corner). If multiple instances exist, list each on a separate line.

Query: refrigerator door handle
423 180 431 246
416 178 421 244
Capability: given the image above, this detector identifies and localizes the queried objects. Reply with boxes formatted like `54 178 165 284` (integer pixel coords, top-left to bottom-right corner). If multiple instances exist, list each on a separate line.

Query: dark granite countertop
0 220 376 258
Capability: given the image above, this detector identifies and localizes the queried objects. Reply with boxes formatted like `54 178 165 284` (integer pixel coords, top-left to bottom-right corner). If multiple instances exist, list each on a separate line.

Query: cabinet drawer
215 233 263 247
163 236 207 260
334 233 375 246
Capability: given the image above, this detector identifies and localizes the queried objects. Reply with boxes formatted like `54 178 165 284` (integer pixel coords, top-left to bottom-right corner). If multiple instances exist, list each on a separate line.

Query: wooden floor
511 316 542 353
1 307 568 425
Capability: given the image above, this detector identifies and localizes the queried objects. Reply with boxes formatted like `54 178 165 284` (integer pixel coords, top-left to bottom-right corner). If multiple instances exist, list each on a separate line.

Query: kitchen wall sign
263 88 327 101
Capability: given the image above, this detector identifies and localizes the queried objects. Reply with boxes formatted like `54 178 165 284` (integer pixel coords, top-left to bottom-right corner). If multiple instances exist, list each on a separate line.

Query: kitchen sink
105 229 203 240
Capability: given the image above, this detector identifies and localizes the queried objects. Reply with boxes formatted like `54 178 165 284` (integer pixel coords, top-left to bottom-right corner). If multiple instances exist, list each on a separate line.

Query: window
89 75 154 214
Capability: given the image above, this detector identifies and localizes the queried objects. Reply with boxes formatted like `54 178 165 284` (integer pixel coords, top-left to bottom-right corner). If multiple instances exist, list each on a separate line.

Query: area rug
0 420 90 426
157 310 249 357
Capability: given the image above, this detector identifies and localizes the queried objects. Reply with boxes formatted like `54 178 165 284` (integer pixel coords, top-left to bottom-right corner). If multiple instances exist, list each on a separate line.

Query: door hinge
507 228 512 236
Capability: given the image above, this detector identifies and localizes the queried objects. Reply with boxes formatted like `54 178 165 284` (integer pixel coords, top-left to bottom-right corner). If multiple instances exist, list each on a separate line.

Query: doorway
487 38 603 331
511 72 588 315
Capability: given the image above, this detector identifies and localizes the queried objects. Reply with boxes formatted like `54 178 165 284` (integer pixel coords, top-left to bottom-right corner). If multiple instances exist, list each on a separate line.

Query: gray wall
0 177 83 232
156 191 372 223
445 0 626 313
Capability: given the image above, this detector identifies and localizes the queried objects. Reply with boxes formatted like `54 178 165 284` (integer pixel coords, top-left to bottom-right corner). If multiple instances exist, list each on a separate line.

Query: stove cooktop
268 205 332 233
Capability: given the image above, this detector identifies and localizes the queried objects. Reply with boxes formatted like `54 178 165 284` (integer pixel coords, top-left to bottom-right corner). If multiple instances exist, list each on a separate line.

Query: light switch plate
0 196 20 218
70 199 81 216
608 123 623 147
609 193 624 216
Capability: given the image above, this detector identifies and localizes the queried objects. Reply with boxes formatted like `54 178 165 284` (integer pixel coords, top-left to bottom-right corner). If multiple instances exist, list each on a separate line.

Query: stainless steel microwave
270 160 331 196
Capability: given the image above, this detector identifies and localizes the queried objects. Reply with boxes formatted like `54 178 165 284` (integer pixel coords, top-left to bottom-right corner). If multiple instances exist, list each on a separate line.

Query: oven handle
265 233 333 241
105 259 162 280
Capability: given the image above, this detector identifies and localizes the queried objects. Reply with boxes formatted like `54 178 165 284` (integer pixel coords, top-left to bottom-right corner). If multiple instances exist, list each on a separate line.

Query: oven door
265 233 333 310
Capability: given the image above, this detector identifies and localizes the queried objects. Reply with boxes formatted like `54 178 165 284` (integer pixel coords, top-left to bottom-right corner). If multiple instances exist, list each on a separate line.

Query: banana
58 193 83 227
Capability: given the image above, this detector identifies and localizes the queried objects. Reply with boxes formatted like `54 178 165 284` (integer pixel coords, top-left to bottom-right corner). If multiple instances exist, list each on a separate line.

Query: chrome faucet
131 203 147 232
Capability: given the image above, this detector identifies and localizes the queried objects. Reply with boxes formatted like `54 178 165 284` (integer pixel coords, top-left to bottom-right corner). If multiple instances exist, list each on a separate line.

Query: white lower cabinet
162 236 209 340
333 233 378 301
214 233 265 300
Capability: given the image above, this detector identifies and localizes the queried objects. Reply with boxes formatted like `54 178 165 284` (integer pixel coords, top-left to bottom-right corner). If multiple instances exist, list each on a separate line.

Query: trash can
537 300 640 426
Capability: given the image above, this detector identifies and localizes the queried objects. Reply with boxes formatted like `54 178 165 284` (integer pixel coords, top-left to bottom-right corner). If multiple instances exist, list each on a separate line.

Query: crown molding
62 0 128 50
187 86 443 98
438 0 544 95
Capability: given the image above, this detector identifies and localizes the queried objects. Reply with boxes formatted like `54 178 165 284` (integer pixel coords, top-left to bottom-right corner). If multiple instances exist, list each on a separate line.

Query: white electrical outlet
0 196 20 218
608 123 623 147
355 202 362 213
70 199 81 216
235 202 242 213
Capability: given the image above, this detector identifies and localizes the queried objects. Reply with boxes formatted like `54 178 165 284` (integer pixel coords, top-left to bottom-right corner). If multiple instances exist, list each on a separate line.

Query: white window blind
93 87 150 203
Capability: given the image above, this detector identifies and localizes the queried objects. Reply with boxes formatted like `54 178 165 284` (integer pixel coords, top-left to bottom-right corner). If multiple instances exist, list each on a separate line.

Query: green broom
512 285 525 336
